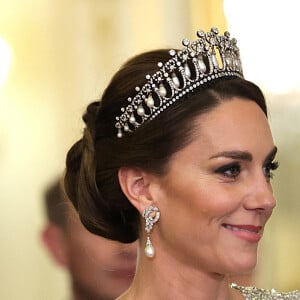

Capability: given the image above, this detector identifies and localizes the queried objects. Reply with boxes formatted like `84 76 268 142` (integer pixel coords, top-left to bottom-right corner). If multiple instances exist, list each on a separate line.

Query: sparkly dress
231 283 300 299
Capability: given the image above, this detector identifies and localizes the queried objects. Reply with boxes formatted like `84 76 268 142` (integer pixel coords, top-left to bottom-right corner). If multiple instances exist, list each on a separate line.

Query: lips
222 223 263 242
222 224 262 233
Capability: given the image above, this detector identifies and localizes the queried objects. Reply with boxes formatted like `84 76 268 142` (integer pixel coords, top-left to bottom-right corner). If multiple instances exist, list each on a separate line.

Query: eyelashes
214 160 280 181
264 160 279 180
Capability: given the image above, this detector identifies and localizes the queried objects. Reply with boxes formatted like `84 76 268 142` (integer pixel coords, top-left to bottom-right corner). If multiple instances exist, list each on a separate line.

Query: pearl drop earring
142 205 160 258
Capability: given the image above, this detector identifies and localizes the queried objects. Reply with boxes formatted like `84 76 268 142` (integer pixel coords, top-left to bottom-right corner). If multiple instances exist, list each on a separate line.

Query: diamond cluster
231 283 300 300
143 206 160 233
115 27 243 138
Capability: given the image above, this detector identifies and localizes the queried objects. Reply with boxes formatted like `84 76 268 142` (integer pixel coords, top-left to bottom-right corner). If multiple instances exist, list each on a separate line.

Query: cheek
159 185 212 230
189 192 237 224
200 178 248 210
167 183 242 226
156 171 244 237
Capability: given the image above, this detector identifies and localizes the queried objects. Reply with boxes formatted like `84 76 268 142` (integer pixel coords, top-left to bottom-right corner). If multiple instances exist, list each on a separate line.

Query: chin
235 256 257 274
224 250 258 275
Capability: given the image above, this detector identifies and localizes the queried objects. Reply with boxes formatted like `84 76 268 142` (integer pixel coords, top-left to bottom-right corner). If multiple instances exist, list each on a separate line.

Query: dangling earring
142 205 160 258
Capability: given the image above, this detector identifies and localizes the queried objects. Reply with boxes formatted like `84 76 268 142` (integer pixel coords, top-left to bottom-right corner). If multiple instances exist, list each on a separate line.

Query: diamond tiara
115 27 243 138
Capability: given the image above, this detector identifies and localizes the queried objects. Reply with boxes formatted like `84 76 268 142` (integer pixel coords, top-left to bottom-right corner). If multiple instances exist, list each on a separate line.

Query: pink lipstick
222 224 262 242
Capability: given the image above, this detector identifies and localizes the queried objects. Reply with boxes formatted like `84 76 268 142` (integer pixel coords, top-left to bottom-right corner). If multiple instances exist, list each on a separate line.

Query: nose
243 177 276 213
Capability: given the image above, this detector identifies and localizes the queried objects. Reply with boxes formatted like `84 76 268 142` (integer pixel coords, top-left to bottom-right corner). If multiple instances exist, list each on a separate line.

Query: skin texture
42 205 137 300
118 98 277 300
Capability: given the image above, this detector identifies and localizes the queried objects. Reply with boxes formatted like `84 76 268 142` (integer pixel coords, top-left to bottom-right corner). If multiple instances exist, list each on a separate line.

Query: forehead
174 98 274 160
194 97 268 130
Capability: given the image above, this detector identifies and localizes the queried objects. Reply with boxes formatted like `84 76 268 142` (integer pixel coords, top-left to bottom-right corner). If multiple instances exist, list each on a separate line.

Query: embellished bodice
231 283 300 299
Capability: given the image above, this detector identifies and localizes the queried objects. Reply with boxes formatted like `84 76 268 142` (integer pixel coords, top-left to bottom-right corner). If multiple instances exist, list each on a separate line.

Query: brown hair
64 49 267 243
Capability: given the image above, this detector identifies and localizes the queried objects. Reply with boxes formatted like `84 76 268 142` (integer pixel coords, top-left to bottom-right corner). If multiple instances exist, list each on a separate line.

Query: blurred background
0 0 299 298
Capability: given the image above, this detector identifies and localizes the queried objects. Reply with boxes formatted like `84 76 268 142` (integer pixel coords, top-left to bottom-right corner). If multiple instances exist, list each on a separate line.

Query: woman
64 28 300 299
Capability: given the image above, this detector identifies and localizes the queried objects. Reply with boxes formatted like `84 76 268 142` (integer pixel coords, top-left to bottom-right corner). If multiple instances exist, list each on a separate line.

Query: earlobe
41 224 69 269
118 167 154 214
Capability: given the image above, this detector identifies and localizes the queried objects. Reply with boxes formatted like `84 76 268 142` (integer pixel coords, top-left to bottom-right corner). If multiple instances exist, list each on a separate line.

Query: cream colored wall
223 0 300 290
0 0 298 299
257 93 300 291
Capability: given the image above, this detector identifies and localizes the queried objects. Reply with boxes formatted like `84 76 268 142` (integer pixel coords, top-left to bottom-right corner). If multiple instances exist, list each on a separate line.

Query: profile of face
43 205 137 300
129 97 277 276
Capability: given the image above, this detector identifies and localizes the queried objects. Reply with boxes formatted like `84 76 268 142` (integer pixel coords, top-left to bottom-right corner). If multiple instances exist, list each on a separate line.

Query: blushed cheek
195 189 238 215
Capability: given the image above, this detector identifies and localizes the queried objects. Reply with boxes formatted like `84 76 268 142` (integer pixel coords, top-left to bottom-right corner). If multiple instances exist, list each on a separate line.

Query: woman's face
150 98 277 275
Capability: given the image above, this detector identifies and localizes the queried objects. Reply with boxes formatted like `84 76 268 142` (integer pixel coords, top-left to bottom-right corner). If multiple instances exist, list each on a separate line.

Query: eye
214 163 241 179
263 160 279 180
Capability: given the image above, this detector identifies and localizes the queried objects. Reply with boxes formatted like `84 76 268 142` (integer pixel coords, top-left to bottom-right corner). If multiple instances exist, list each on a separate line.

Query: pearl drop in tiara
115 27 243 138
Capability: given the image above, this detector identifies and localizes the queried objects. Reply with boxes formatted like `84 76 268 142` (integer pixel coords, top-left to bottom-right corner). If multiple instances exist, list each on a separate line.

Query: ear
41 223 69 269
118 167 156 214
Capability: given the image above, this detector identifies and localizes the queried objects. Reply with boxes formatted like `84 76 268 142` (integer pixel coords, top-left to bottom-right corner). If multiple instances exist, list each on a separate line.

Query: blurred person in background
41 178 137 300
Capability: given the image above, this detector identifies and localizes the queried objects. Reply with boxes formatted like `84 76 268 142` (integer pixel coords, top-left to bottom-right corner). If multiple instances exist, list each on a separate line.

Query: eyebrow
209 151 253 161
209 146 278 162
264 146 278 162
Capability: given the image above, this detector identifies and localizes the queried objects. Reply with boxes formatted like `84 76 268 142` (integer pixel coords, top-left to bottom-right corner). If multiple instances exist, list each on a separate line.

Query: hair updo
64 49 267 243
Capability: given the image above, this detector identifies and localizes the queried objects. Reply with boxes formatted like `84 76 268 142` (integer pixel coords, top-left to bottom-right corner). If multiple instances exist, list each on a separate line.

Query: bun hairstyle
64 49 267 243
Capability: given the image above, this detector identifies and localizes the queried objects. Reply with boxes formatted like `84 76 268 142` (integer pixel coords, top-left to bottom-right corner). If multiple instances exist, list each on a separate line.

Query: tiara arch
115 27 243 138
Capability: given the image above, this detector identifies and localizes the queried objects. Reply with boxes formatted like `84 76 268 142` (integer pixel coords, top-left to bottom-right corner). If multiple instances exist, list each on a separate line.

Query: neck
119 249 237 300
